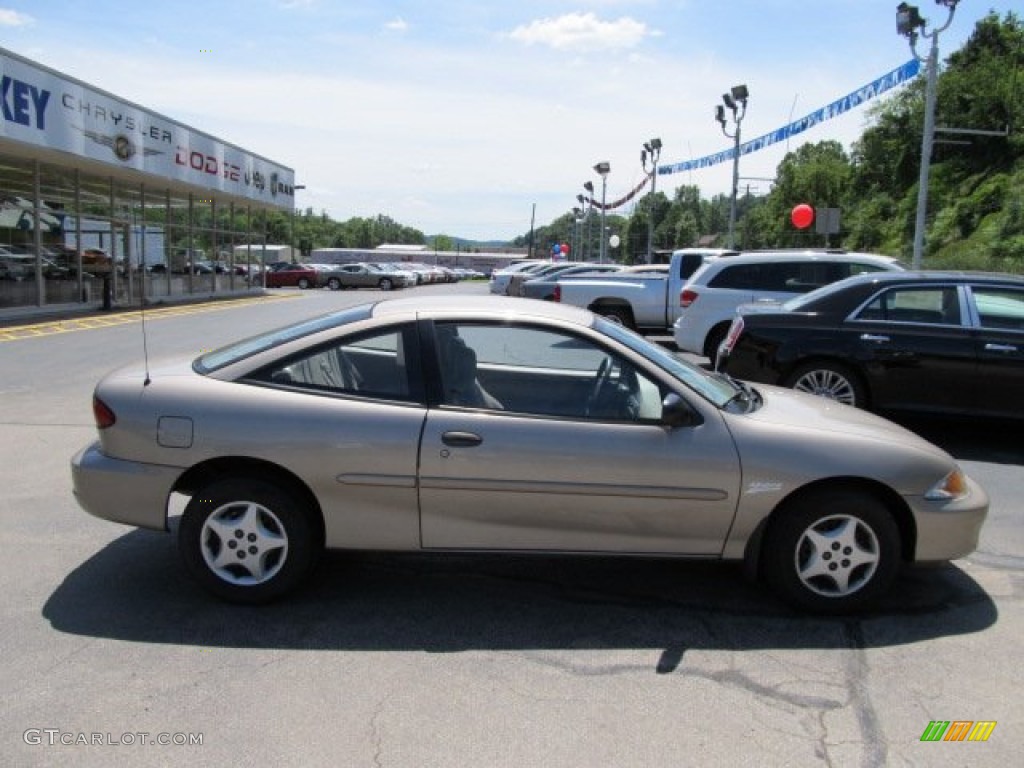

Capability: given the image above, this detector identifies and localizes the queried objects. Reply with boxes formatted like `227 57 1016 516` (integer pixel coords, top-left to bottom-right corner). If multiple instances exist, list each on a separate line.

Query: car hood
740 382 949 459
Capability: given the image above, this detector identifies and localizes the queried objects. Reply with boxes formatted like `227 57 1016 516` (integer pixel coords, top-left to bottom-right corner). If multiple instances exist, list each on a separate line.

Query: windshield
596 318 740 408
194 305 372 373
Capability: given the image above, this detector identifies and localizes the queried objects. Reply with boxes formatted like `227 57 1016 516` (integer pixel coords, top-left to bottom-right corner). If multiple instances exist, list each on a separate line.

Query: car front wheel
784 361 865 408
762 490 901 614
378 278 393 291
179 478 319 604
327 277 341 291
297 277 311 290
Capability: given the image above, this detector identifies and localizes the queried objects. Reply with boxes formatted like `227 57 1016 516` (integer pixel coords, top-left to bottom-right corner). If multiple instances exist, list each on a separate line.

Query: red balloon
560 243 570 254
791 204 814 229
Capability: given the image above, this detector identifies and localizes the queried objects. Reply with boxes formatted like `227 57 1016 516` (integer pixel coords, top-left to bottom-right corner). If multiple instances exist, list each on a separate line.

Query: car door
969 284 1024 417
417 321 742 555
246 322 428 550
846 284 978 412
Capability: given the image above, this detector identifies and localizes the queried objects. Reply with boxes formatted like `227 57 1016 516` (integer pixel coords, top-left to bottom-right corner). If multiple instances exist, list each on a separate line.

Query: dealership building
1 45 295 311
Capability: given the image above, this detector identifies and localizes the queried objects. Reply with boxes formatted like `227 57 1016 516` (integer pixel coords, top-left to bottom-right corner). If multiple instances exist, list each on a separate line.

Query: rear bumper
672 315 709 355
71 442 180 532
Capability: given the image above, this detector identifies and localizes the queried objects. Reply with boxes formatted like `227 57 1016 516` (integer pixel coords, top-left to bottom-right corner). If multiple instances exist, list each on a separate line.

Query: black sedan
719 271 1024 419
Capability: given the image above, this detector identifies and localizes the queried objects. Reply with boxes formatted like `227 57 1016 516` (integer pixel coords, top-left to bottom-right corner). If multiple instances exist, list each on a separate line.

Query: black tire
595 305 635 329
783 361 866 408
378 278 393 291
297 277 311 290
762 489 901 614
179 477 320 604
327 277 341 291
703 323 730 367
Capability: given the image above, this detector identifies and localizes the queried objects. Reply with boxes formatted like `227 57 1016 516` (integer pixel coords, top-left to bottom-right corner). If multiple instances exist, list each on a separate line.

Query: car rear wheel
378 278 393 291
179 478 319 604
784 361 865 407
762 490 901 614
594 305 635 329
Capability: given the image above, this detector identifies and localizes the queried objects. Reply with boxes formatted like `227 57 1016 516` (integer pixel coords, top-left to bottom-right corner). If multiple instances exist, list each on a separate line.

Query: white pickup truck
550 248 736 331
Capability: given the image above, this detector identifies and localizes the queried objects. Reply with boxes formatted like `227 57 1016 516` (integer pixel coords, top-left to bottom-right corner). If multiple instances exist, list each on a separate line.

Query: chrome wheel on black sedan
785 362 865 407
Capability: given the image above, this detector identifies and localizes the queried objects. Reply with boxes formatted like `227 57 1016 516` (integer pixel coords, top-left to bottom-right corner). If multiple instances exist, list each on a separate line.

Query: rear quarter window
708 264 759 289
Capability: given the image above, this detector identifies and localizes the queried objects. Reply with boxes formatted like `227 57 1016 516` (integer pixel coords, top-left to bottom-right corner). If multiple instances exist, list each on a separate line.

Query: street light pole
580 185 594 261
593 162 611 263
290 184 306 263
897 1 959 270
641 138 662 264
714 84 749 250
572 207 584 262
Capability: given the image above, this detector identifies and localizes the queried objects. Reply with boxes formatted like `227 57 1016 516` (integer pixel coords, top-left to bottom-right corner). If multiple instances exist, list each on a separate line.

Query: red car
264 263 323 289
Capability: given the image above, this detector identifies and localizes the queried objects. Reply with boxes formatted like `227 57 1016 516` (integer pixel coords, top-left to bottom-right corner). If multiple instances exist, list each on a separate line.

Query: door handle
441 431 483 447
984 343 1018 353
860 333 890 343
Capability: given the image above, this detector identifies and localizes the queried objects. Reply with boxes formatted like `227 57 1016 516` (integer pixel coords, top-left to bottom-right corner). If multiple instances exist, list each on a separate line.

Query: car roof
370 294 598 326
715 250 901 265
826 270 1024 289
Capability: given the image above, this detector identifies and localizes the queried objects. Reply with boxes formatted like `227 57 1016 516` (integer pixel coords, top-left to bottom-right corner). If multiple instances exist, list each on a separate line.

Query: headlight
924 468 969 501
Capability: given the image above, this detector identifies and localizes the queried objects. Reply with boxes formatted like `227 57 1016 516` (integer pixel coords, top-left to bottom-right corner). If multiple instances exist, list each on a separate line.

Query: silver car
71 296 987 613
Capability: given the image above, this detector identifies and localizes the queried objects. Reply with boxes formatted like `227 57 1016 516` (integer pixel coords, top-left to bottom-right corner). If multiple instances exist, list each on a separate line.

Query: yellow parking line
0 293 297 342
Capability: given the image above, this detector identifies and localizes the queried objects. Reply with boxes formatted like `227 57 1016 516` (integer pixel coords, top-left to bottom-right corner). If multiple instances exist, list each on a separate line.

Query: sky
1 1 1019 241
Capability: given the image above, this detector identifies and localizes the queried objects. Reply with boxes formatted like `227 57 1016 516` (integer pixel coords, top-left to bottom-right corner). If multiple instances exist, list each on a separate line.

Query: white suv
672 251 905 362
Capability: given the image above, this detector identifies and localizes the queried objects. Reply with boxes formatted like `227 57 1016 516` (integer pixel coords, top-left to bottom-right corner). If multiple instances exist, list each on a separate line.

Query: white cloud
509 13 649 53
384 17 408 33
0 9 33 26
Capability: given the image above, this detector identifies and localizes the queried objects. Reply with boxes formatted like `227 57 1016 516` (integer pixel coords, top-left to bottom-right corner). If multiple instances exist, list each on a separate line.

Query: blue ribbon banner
659 59 921 177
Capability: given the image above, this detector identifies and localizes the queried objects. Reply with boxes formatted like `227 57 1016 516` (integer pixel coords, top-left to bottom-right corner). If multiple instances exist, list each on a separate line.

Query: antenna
138 263 151 386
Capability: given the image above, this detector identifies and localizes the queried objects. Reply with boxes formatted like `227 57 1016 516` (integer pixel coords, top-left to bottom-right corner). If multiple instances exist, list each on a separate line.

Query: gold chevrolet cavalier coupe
71 296 988 613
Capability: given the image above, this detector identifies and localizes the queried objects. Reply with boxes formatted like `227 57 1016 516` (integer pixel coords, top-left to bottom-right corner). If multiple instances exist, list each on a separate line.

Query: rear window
972 286 1024 330
194 305 372 373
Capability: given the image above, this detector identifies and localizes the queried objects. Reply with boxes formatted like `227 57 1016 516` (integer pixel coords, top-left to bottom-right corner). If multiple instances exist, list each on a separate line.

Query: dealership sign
1 47 294 209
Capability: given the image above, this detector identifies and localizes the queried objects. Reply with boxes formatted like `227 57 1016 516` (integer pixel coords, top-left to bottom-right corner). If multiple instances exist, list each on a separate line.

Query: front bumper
908 473 989 562
71 442 181 532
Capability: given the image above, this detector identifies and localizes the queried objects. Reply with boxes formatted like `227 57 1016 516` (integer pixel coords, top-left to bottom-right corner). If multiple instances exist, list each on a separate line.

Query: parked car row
0 244 109 280
521 247 1022 422
489 259 673 299
545 248 900 333
263 261 478 291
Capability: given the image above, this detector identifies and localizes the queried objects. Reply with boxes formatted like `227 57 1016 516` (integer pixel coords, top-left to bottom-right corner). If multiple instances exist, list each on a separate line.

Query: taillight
552 284 561 302
92 396 116 429
680 289 698 308
721 316 745 354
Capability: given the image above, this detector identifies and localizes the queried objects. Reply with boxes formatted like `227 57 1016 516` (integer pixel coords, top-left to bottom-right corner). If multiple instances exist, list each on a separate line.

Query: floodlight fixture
897 2 924 37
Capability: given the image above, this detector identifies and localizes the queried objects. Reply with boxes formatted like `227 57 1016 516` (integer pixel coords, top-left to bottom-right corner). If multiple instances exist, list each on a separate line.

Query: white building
1 45 295 309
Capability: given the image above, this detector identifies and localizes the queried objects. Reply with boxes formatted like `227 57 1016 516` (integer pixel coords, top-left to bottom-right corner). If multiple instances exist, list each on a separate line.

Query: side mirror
661 393 701 428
